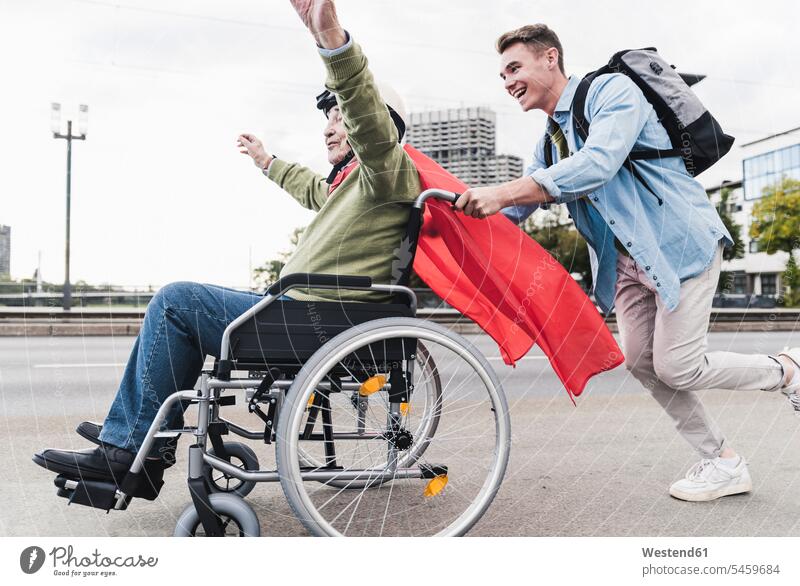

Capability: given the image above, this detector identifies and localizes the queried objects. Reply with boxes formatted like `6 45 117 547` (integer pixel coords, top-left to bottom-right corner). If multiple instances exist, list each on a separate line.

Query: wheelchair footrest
53 460 165 511
119 460 166 501
54 475 125 511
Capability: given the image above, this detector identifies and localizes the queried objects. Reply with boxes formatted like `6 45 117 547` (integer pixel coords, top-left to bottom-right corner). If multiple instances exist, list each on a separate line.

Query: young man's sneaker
669 456 752 502
777 348 800 418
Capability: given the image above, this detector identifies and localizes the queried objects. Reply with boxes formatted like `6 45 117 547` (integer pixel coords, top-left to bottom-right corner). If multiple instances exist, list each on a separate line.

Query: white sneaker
669 457 752 502
778 348 800 417
786 391 800 416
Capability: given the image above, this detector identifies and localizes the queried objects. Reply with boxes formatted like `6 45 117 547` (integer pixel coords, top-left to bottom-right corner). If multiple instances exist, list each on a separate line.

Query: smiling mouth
512 87 527 101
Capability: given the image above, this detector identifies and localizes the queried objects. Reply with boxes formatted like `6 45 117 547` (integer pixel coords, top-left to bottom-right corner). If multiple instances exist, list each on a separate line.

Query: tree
521 207 592 289
713 186 745 293
715 186 745 261
783 254 800 307
253 227 306 289
749 177 800 306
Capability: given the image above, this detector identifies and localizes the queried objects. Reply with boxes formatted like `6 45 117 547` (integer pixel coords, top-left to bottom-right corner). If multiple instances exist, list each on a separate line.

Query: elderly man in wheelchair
33 0 510 537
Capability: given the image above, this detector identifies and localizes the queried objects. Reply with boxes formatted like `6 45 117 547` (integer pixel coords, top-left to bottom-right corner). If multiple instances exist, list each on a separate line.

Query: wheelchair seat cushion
227 300 414 370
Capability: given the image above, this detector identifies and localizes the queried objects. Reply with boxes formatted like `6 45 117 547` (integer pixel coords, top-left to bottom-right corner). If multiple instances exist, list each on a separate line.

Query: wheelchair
52 189 511 537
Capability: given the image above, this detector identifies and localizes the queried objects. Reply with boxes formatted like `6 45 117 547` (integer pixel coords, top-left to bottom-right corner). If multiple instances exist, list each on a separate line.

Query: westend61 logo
19 545 158 577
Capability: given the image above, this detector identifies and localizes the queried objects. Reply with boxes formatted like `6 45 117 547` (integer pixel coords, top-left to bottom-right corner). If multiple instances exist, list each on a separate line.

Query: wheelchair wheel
297 340 441 489
275 317 510 537
173 493 260 537
203 441 259 498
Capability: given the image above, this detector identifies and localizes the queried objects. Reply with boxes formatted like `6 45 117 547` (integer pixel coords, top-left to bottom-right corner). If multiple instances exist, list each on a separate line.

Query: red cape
405 145 624 399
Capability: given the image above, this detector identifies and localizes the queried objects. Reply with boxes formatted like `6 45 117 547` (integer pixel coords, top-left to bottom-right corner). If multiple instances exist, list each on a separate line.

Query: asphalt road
2 331 800 537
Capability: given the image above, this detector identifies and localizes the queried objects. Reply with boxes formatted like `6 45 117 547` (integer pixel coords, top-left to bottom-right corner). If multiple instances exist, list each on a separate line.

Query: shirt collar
553 75 581 114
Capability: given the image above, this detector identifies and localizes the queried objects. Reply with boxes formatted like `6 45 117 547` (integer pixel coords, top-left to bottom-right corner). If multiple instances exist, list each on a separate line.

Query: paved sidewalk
3 333 800 536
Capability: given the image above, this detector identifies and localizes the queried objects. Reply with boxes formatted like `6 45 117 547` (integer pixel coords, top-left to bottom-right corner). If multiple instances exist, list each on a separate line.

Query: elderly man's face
324 106 352 165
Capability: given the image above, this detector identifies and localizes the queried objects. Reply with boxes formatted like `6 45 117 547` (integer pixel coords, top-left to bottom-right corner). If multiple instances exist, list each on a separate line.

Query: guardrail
1 306 798 336
0 287 448 309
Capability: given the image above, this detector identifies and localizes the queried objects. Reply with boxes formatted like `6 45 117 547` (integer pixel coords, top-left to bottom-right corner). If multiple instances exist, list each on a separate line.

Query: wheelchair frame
53 189 512 537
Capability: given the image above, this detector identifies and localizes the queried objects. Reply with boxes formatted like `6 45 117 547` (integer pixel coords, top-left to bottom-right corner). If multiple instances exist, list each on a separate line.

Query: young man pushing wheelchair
455 24 800 502
33 0 420 484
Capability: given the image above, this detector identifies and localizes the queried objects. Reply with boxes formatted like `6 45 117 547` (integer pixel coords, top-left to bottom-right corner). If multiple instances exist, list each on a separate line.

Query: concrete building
407 107 524 187
0 225 10 279
707 126 800 301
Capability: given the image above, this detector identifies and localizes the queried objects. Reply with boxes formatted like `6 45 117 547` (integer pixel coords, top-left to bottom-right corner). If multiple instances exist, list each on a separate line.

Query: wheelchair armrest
266 273 373 296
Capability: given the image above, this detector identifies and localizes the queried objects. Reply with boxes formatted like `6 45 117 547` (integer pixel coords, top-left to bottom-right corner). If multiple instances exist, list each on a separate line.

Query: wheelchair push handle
413 189 461 209
266 273 372 297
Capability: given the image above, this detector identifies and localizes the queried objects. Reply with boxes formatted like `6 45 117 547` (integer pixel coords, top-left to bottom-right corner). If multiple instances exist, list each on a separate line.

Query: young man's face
323 106 352 165
500 42 560 112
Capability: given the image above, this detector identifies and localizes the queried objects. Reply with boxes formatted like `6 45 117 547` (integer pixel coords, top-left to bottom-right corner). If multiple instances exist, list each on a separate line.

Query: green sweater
267 42 421 303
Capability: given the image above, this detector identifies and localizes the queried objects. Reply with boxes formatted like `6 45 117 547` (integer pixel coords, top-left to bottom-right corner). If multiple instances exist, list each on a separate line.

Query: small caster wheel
203 442 259 497
173 493 260 537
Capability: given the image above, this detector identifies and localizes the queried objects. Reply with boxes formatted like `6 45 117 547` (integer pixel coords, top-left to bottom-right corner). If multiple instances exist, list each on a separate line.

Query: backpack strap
570 71 669 205
628 148 681 160
571 74 597 144
572 71 681 161
543 132 554 168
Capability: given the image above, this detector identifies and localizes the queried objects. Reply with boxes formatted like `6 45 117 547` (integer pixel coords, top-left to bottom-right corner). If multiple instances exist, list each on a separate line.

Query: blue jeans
98 281 268 453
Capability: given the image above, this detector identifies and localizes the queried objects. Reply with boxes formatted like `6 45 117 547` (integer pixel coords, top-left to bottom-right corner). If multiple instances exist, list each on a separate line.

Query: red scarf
405 145 623 399
328 158 359 193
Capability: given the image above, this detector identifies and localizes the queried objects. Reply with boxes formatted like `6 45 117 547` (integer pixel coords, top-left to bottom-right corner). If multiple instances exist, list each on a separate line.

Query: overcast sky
0 0 796 288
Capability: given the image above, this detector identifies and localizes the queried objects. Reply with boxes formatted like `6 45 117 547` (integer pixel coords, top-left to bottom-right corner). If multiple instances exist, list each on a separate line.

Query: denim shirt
502 75 732 314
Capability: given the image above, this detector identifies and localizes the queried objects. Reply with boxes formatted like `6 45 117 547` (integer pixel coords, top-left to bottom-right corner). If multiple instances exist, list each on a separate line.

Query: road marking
33 363 126 369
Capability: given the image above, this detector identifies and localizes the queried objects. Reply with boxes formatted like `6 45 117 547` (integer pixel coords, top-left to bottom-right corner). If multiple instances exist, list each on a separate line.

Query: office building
407 107 524 186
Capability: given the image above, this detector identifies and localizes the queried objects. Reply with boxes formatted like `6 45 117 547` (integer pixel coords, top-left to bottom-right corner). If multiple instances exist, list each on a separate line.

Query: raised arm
237 132 328 211
290 0 412 197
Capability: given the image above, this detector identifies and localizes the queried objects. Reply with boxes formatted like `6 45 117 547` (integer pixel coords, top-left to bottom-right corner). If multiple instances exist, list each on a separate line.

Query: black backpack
544 47 734 203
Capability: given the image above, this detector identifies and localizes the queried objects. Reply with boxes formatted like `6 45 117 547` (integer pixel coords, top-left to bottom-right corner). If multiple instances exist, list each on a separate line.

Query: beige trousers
614 244 785 458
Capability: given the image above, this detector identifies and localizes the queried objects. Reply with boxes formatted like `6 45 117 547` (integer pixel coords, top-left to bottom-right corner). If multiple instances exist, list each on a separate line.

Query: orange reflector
423 475 448 498
359 375 387 396
306 393 315 409
400 402 409 416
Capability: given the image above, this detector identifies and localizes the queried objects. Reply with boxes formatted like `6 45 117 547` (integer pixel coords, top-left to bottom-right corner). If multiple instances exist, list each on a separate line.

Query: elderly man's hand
289 0 347 49
454 185 509 219
237 134 272 170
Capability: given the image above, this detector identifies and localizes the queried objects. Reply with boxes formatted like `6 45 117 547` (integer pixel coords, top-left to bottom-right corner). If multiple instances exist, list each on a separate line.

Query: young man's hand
237 134 272 170
455 186 509 219
454 176 555 219
289 0 347 49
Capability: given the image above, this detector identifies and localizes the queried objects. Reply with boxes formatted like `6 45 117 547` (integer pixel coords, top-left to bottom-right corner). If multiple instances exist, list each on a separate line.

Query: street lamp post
51 103 88 311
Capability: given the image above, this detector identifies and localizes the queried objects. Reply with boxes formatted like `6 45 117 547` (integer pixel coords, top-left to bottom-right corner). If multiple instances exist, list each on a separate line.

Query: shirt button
593 196 599 202
645 266 651 270
657 283 661 287
626 241 632 247
653 275 658 280
610 219 615 225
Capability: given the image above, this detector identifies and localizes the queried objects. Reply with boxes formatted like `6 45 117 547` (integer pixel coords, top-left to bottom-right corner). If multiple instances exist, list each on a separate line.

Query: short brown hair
496 24 565 75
